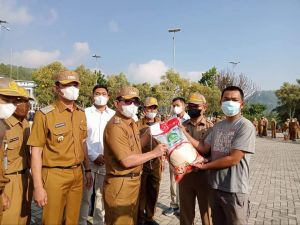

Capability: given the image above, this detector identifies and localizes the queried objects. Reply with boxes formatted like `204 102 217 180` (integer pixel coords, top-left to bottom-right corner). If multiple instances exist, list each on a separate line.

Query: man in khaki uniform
180 93 213 225
27 70 93 225
289 118 298 141
103 86 167 225
136 97 161 225
0 78 22 223
271 118 276 138
2 87 33 225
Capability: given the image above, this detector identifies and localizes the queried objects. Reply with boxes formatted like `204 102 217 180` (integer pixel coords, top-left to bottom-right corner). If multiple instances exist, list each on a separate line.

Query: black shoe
162 207 179 216
144 220 159 225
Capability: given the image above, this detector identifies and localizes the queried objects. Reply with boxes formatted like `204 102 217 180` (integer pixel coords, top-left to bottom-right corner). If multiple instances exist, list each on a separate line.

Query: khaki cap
17 87 34 101
54 70 81 84
187 92 206 104
116 86 140 100
144 97 158 107
0 77 22 97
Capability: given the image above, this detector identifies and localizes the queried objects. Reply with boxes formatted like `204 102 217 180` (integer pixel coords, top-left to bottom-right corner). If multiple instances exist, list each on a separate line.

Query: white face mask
94 96 108 106
60 86 79 101
121 104 138 119
0 103 16 119
221 101 241 117
173 106 183 115
146 112 157 119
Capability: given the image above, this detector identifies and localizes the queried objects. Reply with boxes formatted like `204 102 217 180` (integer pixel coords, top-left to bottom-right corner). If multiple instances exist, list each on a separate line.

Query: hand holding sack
150 117 205 182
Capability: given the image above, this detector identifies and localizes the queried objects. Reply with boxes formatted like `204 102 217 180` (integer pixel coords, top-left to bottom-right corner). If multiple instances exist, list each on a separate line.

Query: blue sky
0 0 299 90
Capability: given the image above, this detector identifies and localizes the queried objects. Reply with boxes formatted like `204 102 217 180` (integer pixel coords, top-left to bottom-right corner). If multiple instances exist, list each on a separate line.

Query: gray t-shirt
205 116 255 194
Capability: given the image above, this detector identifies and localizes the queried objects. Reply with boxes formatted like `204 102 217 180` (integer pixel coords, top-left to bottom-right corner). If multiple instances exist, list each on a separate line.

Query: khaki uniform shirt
136 117 160 154
136 117 160 169
4 116 30 174
183 117 213 157
27 100 87 167
104 112 142 176
0 120 9 190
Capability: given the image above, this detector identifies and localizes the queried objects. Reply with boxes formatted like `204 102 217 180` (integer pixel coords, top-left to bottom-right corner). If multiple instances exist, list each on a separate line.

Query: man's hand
2 192 10 211
34 187 47 207
94 154 105 166
85 172 93 189
152 143 168 157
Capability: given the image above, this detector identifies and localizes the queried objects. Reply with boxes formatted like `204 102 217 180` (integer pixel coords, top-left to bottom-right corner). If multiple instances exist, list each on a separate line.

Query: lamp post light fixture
229 61 240 74
168 28 181 70
0 20 10 31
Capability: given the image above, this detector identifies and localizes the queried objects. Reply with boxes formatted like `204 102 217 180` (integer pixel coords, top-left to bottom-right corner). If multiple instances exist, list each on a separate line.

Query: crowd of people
0 69 258 225
252 117 299 141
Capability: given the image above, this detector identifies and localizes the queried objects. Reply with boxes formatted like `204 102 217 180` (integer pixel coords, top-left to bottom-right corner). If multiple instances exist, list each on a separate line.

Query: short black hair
92 85 108 94
172 97 186 104
221 86 244 100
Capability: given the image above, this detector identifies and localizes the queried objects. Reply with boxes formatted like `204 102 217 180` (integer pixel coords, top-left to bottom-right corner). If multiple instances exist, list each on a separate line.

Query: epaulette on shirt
113 116 121 124
40 105 55 115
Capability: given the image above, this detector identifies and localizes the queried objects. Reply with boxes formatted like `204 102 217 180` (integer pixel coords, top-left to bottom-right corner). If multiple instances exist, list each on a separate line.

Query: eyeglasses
121 99 140 106
188 103 201 109
145 105 158 110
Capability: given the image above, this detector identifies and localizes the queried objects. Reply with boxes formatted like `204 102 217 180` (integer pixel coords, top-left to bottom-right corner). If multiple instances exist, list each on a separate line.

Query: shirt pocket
7 139 21 162
50 126 71 146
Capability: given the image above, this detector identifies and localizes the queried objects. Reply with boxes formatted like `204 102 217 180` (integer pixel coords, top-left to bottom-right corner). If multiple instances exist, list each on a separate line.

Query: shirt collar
91 105 110 113
188 116 208 127
5 115 20 127
55 100 78 113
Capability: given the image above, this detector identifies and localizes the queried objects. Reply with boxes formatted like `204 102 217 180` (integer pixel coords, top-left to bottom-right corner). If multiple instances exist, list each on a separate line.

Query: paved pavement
31 136 300 225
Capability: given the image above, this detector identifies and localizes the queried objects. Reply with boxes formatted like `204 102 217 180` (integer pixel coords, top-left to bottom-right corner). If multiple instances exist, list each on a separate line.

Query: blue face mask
221 101 241 117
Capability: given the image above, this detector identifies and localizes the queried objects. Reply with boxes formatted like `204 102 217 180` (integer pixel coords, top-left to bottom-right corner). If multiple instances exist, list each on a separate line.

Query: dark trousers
138 160 161 223
179 171 212 225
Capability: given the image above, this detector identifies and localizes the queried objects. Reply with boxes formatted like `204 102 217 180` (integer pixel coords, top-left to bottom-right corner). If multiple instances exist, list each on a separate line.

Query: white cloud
184 71 203 81
108 20 119 32
63 42 91 67
10 49 61 68
0 0 33 24
127 60 169 84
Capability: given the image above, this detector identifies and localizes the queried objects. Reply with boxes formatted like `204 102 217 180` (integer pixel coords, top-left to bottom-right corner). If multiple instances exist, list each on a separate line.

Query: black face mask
187 109 202 118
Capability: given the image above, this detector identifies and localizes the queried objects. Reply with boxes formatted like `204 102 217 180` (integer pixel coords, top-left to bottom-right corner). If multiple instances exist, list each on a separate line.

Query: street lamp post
92 54 101 84
168 28 181 70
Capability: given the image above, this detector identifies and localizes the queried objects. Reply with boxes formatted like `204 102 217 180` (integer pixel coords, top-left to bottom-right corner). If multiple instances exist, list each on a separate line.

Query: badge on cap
57 135 64 143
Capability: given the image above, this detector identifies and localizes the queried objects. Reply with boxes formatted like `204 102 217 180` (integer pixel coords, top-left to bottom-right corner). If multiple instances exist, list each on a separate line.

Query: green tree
242 103 267 121
0 63 34 80
198 66 218 87
106 73 130 106
32 62 65 106
134 82 153 103
75 65 97 107
156 69 190 114
275 80 300 119
95 70 108 86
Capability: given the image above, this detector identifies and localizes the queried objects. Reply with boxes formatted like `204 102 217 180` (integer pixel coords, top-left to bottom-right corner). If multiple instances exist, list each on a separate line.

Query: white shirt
85 105 115 162
172 112 190 123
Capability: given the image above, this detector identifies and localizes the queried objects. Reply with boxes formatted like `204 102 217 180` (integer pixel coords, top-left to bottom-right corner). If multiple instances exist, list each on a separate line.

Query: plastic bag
150 117 204 182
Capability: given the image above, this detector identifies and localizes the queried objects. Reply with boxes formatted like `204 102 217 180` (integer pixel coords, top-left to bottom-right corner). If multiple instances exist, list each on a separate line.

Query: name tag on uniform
9 137 19 143
55 123 66 128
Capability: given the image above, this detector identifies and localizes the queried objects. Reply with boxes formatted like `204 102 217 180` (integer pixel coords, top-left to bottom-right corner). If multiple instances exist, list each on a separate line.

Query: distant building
15 80 36 99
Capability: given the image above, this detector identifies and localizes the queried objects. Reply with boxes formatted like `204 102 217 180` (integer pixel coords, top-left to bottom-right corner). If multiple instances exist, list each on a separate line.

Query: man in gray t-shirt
183 86 255 225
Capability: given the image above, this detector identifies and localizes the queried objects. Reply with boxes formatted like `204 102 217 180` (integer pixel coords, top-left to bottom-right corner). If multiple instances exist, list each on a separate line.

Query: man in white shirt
163 97 190 216
79 85 115 225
